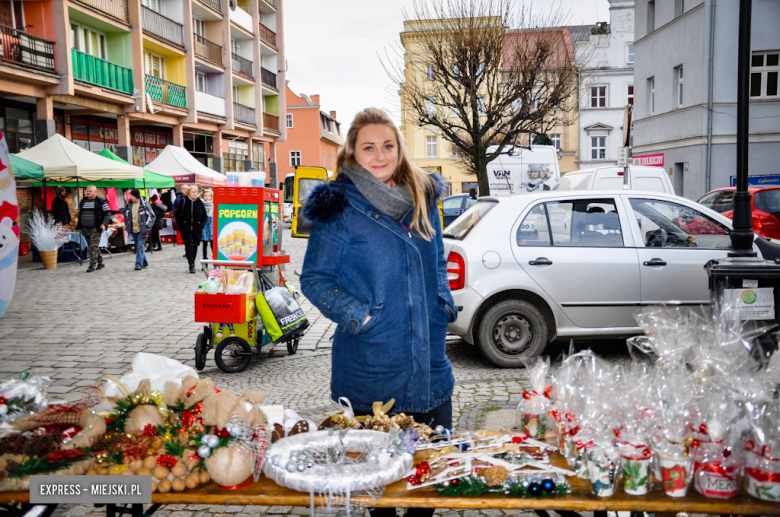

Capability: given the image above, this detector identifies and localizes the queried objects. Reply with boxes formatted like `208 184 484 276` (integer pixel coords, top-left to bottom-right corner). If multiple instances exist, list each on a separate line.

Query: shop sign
103 123 118 144
216 203 259 263
632 153 664 167
730 174 780 187
71 118 89 141
157 131 168 148
132 130 145 146
144 130 156 146
222 140 249 156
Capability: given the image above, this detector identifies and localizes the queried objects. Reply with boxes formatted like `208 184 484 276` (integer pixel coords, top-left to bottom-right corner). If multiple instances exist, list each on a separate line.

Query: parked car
697 186 780 240
442 193 478 226
442 190 780 367
557 166 675 194
485 145 561 195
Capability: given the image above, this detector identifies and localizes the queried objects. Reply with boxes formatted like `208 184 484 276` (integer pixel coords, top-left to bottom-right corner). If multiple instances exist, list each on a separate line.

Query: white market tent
145 146 226 187
19 134 144 181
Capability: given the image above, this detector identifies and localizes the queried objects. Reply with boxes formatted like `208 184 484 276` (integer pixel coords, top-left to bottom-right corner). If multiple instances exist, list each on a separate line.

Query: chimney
330 111 337 120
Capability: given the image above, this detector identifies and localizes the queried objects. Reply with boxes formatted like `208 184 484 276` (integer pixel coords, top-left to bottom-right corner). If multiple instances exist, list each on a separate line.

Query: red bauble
451 479 459 486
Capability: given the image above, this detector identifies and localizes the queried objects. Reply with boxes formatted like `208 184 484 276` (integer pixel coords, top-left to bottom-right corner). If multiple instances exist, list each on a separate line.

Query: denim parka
300 175 456 413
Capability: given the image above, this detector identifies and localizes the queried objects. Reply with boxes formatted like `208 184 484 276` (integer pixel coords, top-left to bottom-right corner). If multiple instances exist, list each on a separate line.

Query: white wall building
573 0 635 170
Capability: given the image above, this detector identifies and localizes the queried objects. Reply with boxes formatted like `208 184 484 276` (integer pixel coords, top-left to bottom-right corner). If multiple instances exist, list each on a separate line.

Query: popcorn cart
193 186 304 373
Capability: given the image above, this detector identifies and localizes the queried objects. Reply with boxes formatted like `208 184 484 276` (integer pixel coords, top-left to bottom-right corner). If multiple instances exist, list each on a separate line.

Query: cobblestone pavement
3 225 630 517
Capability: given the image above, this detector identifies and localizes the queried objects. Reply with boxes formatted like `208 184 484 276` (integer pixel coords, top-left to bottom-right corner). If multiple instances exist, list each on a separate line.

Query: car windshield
754 190 780 215
443 200 497 240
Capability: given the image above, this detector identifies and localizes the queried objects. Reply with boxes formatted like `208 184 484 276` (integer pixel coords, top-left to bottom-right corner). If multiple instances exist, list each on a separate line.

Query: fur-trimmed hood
303 173 447 225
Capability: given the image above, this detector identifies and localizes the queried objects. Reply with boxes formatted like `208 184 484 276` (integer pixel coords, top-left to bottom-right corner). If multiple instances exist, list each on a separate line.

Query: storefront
0 98 64 153
183 131 215 169
223 139 249 172
131 126 174 167
71 117 119 153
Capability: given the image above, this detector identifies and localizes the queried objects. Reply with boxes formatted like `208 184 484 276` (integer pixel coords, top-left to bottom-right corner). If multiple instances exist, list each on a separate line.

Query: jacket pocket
344 302 384 336
438 295 457 323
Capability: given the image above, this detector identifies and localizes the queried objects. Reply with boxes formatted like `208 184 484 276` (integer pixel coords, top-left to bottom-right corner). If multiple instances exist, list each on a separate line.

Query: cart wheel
287 338 299 355
214 337 252 373
194 333 208 371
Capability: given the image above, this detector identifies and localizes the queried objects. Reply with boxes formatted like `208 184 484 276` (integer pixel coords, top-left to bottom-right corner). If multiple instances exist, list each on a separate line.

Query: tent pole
42 179 47 221
144 176 152 255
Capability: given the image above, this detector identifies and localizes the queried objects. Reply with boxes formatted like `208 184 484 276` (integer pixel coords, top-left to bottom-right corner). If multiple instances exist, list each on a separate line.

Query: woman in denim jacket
301 108 457 501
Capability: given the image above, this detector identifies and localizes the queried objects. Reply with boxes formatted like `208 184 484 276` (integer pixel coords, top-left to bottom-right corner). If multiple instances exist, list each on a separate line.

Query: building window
322 152 326 168
628 85 634 105
286 113 293 128
451 143 463 158
751 51 779 98
675 0 684 16
195 72 207 93
233 85 241 103
426 65 434 80
330 154 333 168
426 136 437 158
591 136 606 160
627 45 634 64
648 0 656 33
591 86 606 108
425 98 436 118
193 18 206 38
252 142 265 171
72 22 107 59
477 95 486 116
290 151 301 167
676 65 684 107
145 51 165 79
648 77 655 115
551 133 561 151
142 0 161 12
450 104 460 117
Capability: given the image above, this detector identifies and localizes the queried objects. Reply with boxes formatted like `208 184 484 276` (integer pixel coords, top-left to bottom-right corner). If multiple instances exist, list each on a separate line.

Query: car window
443 201 498 240
544 198 624 247
465 197 478 209
754 190 780 215
516 203 551 246
629 198 731 249
442 196 463 210
698 191 720 209
712 191 735 213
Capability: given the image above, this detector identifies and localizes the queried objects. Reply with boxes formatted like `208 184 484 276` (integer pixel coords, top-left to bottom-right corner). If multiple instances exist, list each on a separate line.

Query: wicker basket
39 250 57 269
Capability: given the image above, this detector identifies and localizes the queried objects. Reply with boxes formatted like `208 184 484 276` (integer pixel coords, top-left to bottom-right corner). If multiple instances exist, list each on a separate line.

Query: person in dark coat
147 195 167 252
175 185 207 273
50 187 71 226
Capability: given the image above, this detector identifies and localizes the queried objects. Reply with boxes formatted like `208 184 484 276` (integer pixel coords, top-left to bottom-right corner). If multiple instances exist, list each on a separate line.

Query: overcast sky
282 0 611 133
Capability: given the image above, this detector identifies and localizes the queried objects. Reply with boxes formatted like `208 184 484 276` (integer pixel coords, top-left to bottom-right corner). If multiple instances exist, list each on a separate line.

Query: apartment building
0 0 286 179
633 0 780 199
276 84 343 179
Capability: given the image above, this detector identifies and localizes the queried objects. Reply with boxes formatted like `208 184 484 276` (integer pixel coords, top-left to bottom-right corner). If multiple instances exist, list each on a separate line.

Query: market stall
145 146 227 188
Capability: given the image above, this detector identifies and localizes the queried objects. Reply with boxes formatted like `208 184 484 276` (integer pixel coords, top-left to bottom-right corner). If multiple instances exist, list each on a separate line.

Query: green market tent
10 154 44 180
31 149 174 189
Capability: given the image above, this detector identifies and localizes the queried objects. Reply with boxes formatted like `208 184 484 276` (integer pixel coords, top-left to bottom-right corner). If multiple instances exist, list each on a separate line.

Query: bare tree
387 0 581 195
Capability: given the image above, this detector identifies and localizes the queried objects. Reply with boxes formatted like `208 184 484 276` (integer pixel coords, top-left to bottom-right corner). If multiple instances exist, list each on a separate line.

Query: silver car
442 190 780 367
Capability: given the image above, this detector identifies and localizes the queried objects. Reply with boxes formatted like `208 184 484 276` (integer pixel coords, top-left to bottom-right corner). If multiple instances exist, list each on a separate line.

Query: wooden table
0 452 776 516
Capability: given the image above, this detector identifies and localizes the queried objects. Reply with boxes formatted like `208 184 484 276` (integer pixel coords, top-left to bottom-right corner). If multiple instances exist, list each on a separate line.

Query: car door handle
643 258 667 267
529 258 553 266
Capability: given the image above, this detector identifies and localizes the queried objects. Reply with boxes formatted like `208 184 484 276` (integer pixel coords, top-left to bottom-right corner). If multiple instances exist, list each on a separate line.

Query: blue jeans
132 232 148 268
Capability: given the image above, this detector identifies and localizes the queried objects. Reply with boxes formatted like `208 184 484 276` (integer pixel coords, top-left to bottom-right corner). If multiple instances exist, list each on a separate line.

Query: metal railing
145 75 187 108
231 53 253 79
194 34 222 65
75 0 128 22
233 103 255 126
0 25 55 72
259 23 276 48
261 0 276 8
263 112 279 132
260 67 276 89
142 6 184 48
197 0 221 14
72 48 133 94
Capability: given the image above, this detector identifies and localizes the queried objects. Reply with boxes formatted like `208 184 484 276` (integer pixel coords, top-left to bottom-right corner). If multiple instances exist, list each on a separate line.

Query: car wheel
476 299 548 367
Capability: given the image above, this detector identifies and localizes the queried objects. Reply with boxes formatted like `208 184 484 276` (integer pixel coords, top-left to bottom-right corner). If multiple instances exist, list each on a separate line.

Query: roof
568 24 600 44
319 111 344 146
502 27 575 70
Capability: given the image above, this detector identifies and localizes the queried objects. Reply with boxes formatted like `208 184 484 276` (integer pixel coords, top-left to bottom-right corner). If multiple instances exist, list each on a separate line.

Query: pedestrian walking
76 185 111 273
200 189 214 260
51 187 71 226
173 185 189 257
300 108 457 517
147 195 167 252
176 185 207 274
123 189 156 271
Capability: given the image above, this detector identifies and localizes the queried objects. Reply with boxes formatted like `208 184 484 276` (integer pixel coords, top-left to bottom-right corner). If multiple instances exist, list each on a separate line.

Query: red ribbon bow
746 440 776 461
522 384 552 400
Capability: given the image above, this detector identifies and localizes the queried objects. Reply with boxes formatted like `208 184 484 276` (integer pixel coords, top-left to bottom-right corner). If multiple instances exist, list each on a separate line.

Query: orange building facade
276 84 343 179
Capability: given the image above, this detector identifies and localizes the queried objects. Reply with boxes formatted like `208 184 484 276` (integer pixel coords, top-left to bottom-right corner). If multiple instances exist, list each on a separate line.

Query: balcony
72 49 133 94
145 75 186 108
194 34 222 66
260 67 276 90
231 53 253 80
196 90 226 117
142 6 184 48
197 0 221 14
261 0 276 8
75 0 128 22
230 6 254 34
259 23 276 48
234 103 255 126
263 112 279 132
0 25 56 73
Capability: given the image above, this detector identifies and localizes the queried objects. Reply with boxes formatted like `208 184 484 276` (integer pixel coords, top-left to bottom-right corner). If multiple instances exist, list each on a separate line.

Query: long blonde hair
335 107 435 241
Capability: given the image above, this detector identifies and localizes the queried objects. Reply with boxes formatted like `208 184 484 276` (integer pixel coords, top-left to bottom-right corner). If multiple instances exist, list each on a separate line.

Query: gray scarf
202 199 214 218
342 163 414 221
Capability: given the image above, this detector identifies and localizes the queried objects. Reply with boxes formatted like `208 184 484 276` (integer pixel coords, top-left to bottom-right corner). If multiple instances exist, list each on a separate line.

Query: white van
485 145 561 195
557 165 675 194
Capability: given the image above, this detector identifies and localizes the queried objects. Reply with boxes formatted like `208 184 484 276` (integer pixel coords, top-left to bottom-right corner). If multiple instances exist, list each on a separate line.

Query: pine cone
390 414 414 429
484 466 509 487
